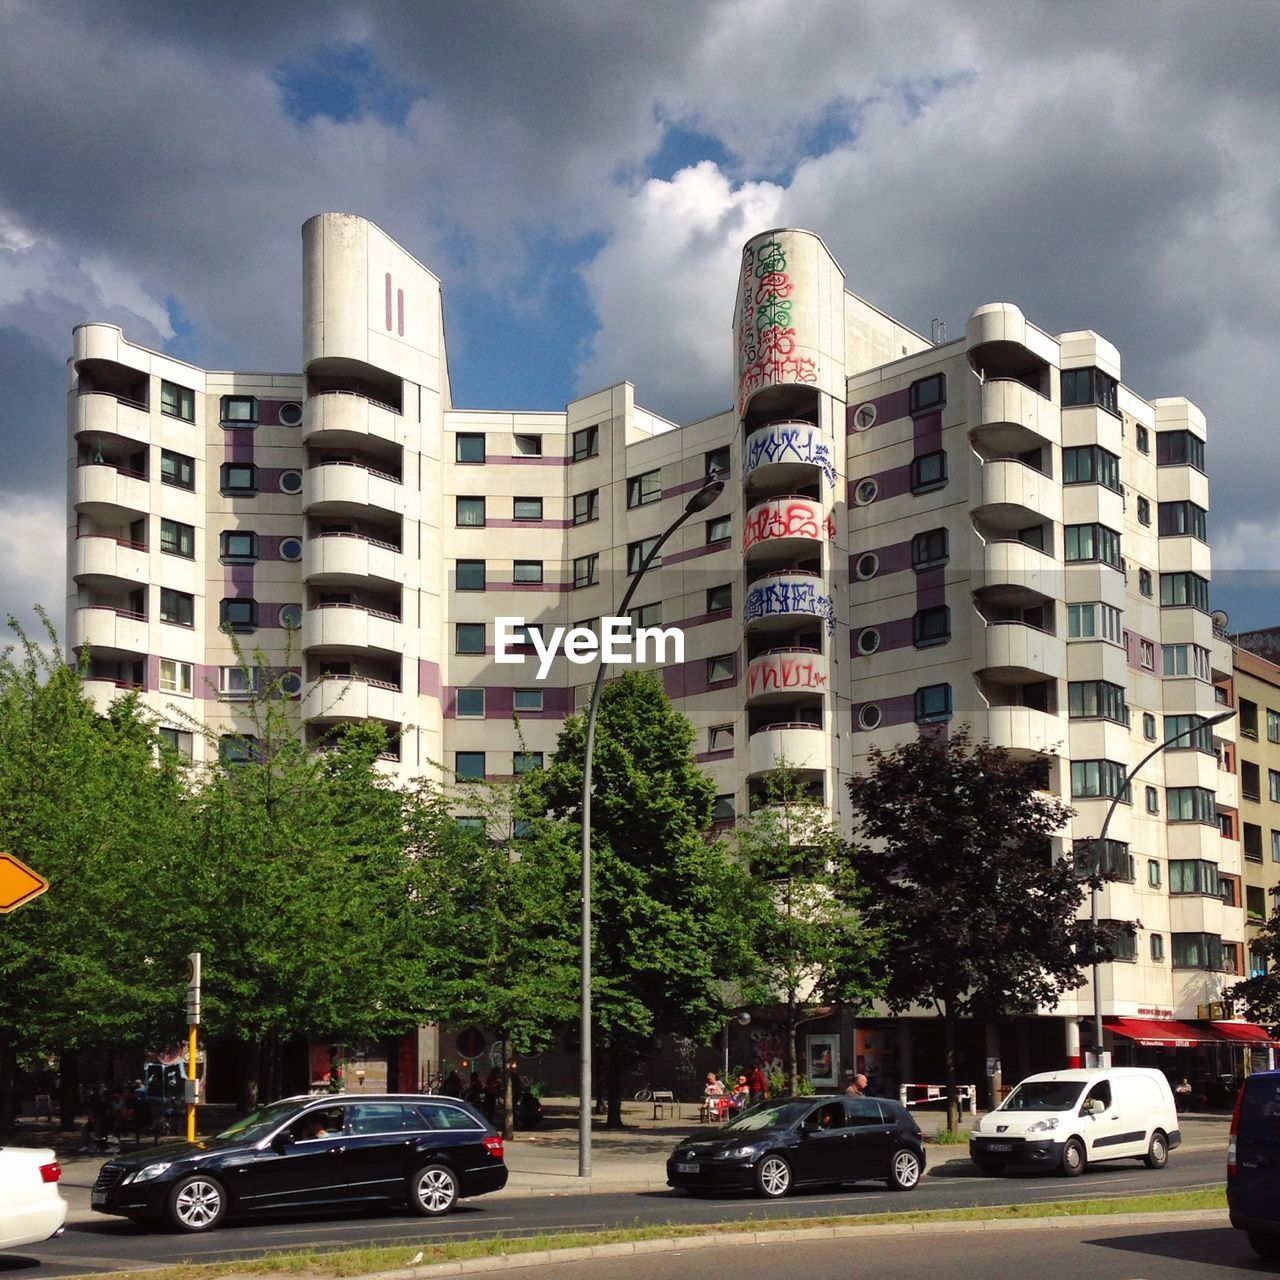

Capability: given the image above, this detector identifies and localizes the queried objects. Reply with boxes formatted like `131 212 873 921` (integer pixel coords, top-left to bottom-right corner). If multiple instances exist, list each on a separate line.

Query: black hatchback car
91 1093 507 1232
666 1095 925 1198
1228 1070 1280 1260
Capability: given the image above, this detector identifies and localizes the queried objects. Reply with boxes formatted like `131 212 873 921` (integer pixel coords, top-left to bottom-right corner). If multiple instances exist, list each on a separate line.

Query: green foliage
1231 905 1280 1031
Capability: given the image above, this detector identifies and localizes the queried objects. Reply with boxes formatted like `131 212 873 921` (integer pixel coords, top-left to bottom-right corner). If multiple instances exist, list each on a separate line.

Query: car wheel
887 1149 922 1191
1060 1138 1086 1178
166 1175 227 1232
409 1162 459 1216
1142 1131 1168 1170
1248 1231 1280 1261
975 1160 1005 1176
754 1154 792 1199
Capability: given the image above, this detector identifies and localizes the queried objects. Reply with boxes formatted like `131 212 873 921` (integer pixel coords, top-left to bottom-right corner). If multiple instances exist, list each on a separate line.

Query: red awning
1105 1017 1218 1047
1212 1021 1280 1047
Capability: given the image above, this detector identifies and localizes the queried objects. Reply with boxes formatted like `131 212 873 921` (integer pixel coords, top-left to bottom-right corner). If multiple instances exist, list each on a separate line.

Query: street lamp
578 471 726 1176
1087 707 1235 1064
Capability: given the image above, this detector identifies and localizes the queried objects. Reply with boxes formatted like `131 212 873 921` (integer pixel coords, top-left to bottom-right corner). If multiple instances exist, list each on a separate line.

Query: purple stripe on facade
913 410 943 448
256 400 297 427
850 616 916 656
664 476 721 500
257 534 301 561
257 467 302 494
847 464 912 505
385 273 393 330
483 518 574 530
226 565 255 592
695 748 735 763
442 685 573 720
664 540 731 566
915 570 946 609
676 608 733 629
418 659 441 698
484 455 566 466
487 581 574 593
851 692 917 732
663 654 739 700
226 428 255 463
846 387 909 432
849 540 914 579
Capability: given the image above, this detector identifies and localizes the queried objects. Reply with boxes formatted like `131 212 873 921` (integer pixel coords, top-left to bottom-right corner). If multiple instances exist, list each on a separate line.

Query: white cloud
0 491 65 637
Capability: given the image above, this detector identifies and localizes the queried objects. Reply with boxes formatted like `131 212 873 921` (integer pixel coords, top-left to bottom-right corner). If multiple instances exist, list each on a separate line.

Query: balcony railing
311 601 401 622
313 530 401 553
312 387 401 416
309 459 402 485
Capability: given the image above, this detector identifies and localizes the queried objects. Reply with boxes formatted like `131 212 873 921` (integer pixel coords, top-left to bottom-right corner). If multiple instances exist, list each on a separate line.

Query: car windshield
215 1099 305 1142
998 1081 1084 1112
721 1101 811 1133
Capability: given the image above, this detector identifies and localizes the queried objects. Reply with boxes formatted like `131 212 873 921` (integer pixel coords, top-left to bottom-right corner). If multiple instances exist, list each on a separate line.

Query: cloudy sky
2 0 1278 638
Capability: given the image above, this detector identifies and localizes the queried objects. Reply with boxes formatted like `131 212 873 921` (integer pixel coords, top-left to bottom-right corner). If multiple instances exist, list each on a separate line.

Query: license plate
674 1162 699 1173
91 1191 108 1206
986 1143 1012 1153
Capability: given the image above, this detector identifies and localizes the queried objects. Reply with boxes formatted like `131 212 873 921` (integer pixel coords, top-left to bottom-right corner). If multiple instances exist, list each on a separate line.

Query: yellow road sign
0 852 49 913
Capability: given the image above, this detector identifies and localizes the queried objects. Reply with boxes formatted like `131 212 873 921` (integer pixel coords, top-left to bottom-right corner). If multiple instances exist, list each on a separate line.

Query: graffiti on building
749 1026 786 1075
744 579 836 635
746 651 829 697
742 499 830 551
745 423 836 487
736 239 818 416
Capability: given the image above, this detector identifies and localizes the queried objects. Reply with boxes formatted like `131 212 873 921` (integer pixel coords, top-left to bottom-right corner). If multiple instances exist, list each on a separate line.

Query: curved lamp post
578 471 725 1176
1087 706 1235 1063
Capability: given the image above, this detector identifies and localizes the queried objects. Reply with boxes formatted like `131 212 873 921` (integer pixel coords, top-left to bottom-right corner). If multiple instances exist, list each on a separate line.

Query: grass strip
64 1188 1227 1280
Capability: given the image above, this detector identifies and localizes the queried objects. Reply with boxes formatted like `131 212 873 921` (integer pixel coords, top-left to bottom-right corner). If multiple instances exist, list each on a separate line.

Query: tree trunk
0 1039 18 1136
784 994 798 1095
57 1048 80 1133
943 1009 960 1134
605 1044 624 1129
501 1038 514 1142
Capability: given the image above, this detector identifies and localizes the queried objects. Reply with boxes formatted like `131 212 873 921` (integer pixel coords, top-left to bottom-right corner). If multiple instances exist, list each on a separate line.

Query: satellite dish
1211 610 1230 631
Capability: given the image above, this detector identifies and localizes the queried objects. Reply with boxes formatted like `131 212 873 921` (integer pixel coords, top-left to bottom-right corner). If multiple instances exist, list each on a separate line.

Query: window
1164 714 1212 753
1241 699 1259 738
513 496 543 522
1109 926 1138 961
1067 602 1122 643
1166 786 1217 824
1062 445 1122 492
220 462 257 493
1145 785 1160 815
513 688 543 713
1070 759 1129 800
909 373 946 415
1242 761 1261 801
572 425 599 461
219 735 258 766
1162 643 1211 679
913 605 951 648
513 751 543 775
514 434 542 456
627 469 661 508
1151 933 1165 962
1170 859 1222 896
1067 680 1127 723
628 603 662 629
513 560 543 584
853 478 878 506
1147 859 1161 887
1155 430 1205 471
573 554 599 589
456 623 485 654
1064 523 1122 568
161 449 194 489
159 659 192 696
456 559 485 591
1158 501 1208 541
1075 839 1133 881
160 380 195 421
709 724 734 752
220 598 257 631
456 688 485 718
1220 812 1237 839
158 727 193 760
1136 424 1150 454
708 654 735 683
455 752 485 782
455 433 485 463
220 530 257 563
1273 829 1280 863
915 683 952 723
706 515 731 543
1159 572 1209 611
698 583 731 615
713 794 736 822
627 537 661 574
1139 568 1153 597
159 589 193 627
705 446 730 477
456 496 485 527
854 552 879 580
1251 948 1268 978
1139 639 1155 670
1142 713 1156 741
160 519 194 558
1172 933 1225 971
280 537 303 561
510 622 543 647
910 450 947 494
573 489 599 525
1060 367 1118 414
1249 888 1268 921
1269 709 1280 743
220 395 256 425
1136 497 1151 526
218 666 260 698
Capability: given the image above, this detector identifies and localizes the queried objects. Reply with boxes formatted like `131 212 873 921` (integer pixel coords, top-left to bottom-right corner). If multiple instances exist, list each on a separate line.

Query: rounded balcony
743 421 837 494
747 721 829 777
73 391 151 447
73 463 150 520
984 705 1063 757
743 572 835 636
745 648 830 705
302 603 403 657
973 458 1061 525
70 605 148 659
302 675 406 724
978 621 1065 682
743 495 831 564
303 532 404 588
72 534 149 587
971 377 1058 448
302 390 403 449
976 539 1058 608
303 462 405 518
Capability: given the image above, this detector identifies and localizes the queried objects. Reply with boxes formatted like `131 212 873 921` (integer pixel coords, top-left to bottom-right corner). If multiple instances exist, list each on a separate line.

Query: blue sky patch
646 124 734 182
274 44 419 129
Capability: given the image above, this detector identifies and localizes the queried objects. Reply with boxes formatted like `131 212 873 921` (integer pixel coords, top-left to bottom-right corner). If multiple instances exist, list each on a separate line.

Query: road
1 1146 1229 1277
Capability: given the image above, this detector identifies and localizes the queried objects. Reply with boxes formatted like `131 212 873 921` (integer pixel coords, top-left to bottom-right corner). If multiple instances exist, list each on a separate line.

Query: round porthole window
853 478 878 506
854 552 879 581
279 537 303 561
278 604 302 629
278 470 303 494
855 627 881 655
858 703 883 731
278 401 303 427
279 672 302 697
853 403 877 432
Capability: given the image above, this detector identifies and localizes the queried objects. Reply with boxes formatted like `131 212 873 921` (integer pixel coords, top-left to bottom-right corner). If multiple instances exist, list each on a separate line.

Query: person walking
748 1065 767 1104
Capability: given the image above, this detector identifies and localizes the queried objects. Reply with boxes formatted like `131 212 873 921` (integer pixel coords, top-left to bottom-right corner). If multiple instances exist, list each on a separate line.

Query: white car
0 1147 68 1249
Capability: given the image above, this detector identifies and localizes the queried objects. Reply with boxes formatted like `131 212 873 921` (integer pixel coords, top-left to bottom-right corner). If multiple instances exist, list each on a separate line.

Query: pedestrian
1175 1077 1192 1112
844 1073 868 1097
441 1069 463 1098
748 1065 767 1104
483 1067 502 1122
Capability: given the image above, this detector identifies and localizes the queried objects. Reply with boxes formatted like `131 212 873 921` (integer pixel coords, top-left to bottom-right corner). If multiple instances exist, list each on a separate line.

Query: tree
1230 896 1280 1030
846 729 1112 1132
733 767 884 1094
519 671 755 1128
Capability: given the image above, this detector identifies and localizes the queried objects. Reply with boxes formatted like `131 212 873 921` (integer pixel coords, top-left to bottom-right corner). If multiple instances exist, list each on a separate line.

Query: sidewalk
11 1098 1232 1225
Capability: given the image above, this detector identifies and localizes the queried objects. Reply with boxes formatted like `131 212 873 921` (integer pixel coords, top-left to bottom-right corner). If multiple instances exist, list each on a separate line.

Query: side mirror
1084 1098 1104 1116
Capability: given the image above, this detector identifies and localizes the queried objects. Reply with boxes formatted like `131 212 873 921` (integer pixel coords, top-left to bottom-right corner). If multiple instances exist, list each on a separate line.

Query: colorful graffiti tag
746 650 829 697
742 498 832 552
744 578 836 635
745 422 836 487
736 239 818 417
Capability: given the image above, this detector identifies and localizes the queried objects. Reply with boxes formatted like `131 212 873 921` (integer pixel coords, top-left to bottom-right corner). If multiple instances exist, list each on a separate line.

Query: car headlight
969 1120 982 1136
1025 1118 1059 1133
124 1162 174 1185
716 1143 762 1161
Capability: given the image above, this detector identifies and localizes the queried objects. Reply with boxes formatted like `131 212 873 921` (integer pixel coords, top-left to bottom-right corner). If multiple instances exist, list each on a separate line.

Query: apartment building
66 213 1257 1087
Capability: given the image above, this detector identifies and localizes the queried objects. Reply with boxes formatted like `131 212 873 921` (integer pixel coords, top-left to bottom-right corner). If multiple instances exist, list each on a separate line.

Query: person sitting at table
703 1072 726 1119
727 1074 750 1112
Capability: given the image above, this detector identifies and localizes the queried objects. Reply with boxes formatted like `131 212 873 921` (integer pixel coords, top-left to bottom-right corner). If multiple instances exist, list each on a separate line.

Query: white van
968 1068 1180 1176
